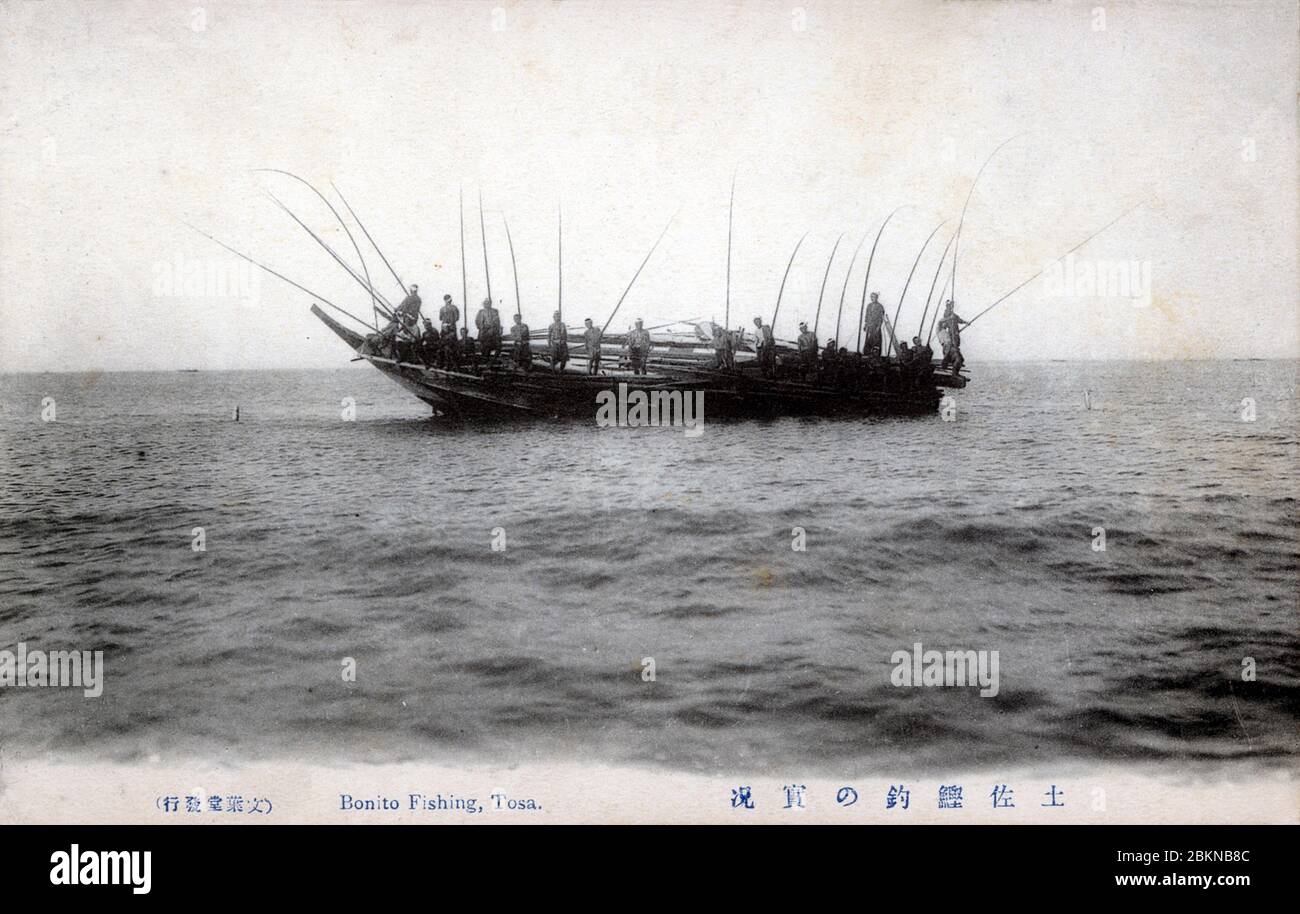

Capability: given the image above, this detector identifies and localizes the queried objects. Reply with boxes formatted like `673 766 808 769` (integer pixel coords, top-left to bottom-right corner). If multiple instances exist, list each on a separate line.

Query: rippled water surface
1 361 1296 773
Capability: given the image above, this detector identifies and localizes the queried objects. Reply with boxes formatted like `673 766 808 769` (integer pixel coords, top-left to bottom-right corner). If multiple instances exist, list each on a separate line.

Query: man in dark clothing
583 318 603 375
626 319 651 376
711 323 729 370
419 318 440 368
397 284 423 335
937 300 968 372
459 328 478 372
547 312 569 373
438 294 460 337
797 321 818 380
862 292 885 361
752 316 776 378
475 298 503 362
510 313 532 372
441 324 460 370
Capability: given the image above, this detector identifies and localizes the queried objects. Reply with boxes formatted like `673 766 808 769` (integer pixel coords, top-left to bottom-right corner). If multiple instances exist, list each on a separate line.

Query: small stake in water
233 406 240 421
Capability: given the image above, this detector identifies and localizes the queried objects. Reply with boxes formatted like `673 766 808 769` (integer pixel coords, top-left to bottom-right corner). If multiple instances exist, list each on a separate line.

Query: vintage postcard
0 0 1296 841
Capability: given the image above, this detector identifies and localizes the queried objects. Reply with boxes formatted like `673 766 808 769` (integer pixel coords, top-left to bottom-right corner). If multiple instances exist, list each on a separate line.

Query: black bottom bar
1 825 1282 900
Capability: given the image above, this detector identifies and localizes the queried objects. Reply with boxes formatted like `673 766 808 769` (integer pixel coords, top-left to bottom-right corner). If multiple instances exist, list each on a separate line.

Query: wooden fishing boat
189 168 1000 420
312 304 964 419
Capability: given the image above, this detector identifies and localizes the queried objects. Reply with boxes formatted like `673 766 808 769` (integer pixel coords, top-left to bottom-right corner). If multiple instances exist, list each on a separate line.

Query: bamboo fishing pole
263 190 396 319
770 232 808 333
833 232 868 351
502 215 522 327
950 134 1024 312
886 219 947 357
725 173 735 332
459 187 469 335
857 205 906 354
927 272 951 346
255 169 382 325
262 191 392 317
478 190 493 307
330 182 406 297
812 233 845 338
183 221 377 332
599 211 677 336
557 203 562 323
916 230 956 340
965 205 1140 329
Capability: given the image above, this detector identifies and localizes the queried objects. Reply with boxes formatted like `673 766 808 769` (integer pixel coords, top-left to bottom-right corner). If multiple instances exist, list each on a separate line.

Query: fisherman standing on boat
913 335 934 383
583 318 603 375
439 294 460 336
547 312 569 373
837 347 852 387
627 319 651 376
862 292 886 361
753 316 776 378
511 313 533 372
460 327 478 372
819 338 837 386
711 323 729 371
797 322 818 380
937 300 968 372
441 322 460 370
398 284 423 331
418 318 440 368
912 335 931 365
475 298 503 362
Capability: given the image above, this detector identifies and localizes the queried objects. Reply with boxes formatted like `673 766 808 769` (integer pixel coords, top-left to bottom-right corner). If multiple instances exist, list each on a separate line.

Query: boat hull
312 305 956 419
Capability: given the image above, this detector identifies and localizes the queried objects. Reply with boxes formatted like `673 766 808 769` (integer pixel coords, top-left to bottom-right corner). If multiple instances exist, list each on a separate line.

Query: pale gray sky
1 0 1296 371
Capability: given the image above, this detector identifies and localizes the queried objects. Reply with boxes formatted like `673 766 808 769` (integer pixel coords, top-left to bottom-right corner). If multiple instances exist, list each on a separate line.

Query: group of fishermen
709 294 968 382
372 283 967 381
373 284 642 376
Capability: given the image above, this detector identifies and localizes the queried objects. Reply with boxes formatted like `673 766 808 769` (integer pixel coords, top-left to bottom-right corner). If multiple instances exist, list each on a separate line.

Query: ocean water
0 361 1296 775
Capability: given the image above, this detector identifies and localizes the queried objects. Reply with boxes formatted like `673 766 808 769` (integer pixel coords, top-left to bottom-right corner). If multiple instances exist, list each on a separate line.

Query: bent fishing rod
887 219 947 357
254 169 383 324
964 204 1142 329
183 221 377 333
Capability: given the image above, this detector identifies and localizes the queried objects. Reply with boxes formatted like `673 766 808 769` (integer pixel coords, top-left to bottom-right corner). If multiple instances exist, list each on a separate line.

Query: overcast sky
1 0 1296 371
